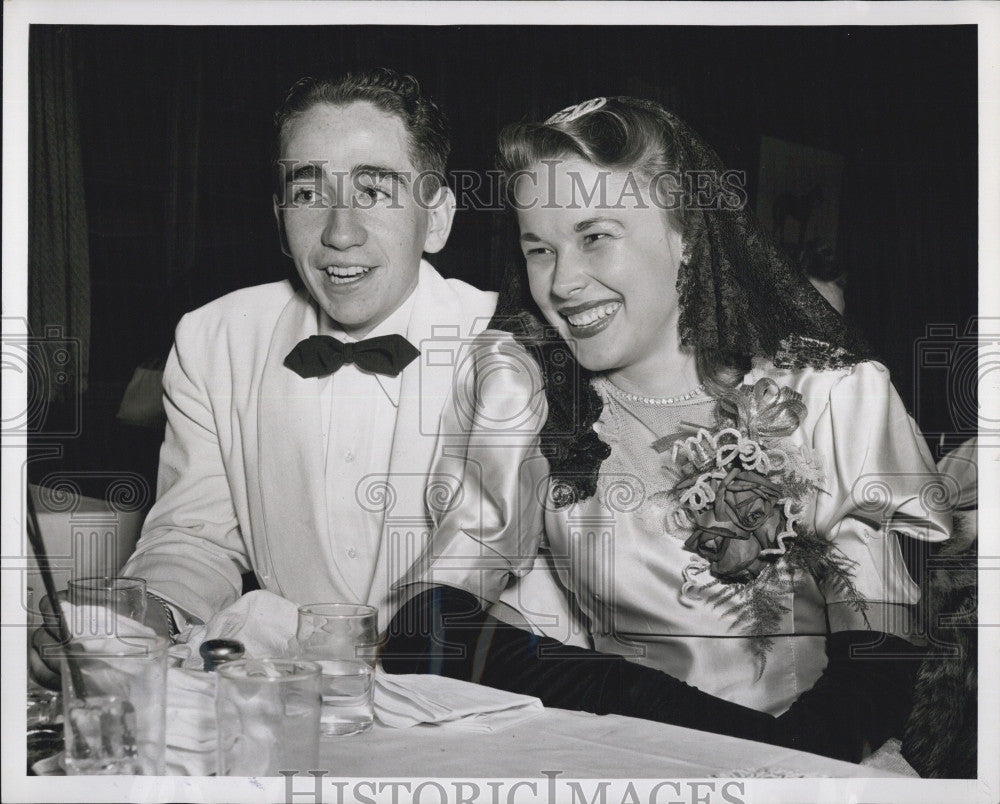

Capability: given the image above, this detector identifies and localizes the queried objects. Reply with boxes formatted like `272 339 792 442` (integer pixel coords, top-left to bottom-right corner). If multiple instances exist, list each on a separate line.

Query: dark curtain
29 27 91 399
51 25 976 445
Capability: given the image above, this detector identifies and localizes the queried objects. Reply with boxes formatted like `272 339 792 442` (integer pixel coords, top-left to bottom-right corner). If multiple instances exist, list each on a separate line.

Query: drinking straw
25 489 88 697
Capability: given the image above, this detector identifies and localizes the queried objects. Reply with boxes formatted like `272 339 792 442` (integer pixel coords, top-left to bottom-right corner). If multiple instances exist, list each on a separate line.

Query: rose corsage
664 378 868 670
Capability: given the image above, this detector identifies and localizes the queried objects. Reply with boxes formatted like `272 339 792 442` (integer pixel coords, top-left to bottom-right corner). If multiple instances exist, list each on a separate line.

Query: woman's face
514 157 684 383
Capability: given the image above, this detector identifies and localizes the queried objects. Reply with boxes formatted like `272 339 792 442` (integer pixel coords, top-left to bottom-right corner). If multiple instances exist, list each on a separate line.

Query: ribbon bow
284 334 420 378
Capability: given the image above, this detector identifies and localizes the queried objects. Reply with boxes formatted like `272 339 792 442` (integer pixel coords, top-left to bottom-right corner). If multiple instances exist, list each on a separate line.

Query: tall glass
296 603 378 735
216 658 322 776
60 634 169 775
65 576 147 637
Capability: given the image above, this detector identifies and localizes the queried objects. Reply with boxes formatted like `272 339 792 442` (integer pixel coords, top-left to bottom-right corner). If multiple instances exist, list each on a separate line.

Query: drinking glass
296 603 378 735
27 687 62 772
60 634 169 775
216 658 322 776
65 576 147 637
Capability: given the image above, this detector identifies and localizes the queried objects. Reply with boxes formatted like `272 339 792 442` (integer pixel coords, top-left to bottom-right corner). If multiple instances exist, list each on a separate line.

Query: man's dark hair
274 68 450 193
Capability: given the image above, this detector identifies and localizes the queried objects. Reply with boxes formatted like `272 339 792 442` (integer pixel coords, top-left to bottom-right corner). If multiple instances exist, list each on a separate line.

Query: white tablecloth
318 708 901 779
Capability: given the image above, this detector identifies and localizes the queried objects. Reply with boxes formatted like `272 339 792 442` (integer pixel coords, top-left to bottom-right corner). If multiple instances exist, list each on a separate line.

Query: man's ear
273 196 292 258
421 185 456 255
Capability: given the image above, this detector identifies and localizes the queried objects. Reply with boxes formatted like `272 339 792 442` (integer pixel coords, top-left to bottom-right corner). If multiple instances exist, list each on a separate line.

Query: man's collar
319 279 420 406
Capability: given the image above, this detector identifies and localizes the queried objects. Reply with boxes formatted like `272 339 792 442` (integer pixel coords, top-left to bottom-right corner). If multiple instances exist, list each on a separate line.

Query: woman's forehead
512 158 656 214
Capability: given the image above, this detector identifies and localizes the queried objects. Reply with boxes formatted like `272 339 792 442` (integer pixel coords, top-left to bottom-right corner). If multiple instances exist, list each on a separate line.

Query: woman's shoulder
446 329 547 432
748 351 895 406
463 329 543 379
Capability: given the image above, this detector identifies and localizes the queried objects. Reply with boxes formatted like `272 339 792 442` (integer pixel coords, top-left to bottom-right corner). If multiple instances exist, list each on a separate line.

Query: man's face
275 101 454 337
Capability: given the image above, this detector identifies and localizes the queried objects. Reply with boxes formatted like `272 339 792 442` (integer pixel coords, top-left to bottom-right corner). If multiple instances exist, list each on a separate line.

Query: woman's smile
559 300 622 337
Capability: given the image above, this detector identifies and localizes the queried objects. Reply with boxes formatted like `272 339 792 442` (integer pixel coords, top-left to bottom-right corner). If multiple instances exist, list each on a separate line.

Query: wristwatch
146 591 180 640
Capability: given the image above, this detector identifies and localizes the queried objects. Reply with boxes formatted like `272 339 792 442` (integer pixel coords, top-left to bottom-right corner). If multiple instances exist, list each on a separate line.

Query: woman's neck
604 351 701 400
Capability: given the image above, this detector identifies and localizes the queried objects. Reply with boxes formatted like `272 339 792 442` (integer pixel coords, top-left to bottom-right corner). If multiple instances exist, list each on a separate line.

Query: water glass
27 687 62 772
216 658 322 776
60 634 169 775
296 603 378 736
65 576 148 637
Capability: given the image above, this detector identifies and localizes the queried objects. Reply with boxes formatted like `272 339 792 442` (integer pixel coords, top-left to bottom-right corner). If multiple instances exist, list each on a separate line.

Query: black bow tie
284 334 420 379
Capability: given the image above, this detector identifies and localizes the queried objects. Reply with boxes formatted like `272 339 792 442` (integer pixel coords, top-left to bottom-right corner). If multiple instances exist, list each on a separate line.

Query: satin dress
406 332 950 715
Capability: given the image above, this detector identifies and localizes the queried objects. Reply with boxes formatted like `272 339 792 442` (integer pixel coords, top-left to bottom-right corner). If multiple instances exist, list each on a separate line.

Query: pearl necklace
602 378 708 406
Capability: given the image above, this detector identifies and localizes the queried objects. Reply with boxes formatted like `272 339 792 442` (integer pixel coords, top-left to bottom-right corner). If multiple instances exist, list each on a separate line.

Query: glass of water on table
295 603 378 735
65 576 148 637
216 659 322 776
60 634 169 774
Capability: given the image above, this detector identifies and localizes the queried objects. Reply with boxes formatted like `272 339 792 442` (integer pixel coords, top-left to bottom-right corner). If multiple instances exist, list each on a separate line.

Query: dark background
29 24 978 491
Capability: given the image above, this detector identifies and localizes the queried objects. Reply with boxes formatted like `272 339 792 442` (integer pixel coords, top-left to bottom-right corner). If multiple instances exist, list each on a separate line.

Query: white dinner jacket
124 261 499 626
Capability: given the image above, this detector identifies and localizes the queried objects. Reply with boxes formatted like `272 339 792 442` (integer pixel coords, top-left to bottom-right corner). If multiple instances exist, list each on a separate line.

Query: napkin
58 598 158 641
56 600 160 695
164 666 218 775
173 590 300 669
123 591 543 774
859 737 921 777
374 671 543 732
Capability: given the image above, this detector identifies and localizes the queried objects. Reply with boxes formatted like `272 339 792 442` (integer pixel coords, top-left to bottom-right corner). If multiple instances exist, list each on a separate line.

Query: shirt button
347 548 358 559
345 450 355 463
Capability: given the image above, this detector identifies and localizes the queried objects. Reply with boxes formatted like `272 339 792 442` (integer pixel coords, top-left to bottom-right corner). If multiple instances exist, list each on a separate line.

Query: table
25 694 920 804
317 709 902 779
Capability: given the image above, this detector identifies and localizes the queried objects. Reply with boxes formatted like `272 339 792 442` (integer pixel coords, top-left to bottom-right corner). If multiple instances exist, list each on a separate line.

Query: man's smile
322 264 376 284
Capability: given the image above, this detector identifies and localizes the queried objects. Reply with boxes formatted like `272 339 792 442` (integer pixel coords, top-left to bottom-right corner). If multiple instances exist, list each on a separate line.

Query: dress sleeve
384 586 918 764
396 331 550 606
808 361 951 634
122 313 250 623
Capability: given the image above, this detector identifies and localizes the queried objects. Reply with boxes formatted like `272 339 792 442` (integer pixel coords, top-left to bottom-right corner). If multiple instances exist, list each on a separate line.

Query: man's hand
29 627 62 691
28 592 174 690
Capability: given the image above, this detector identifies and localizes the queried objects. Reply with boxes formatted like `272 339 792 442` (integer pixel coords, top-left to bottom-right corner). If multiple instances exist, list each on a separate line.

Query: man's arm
121 312 252 624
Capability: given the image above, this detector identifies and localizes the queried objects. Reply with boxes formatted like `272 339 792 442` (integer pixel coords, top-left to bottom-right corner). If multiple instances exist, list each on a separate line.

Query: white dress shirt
318 290 418 605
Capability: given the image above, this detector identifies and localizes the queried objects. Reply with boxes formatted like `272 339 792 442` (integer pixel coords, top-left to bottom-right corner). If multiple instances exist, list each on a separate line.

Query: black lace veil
490 97 873 505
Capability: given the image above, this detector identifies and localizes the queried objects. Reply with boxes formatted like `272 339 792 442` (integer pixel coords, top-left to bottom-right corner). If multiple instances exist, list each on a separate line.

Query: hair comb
545 97 607 125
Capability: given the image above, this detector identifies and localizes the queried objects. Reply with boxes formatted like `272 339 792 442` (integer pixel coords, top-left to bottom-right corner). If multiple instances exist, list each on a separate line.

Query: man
119 69 499 632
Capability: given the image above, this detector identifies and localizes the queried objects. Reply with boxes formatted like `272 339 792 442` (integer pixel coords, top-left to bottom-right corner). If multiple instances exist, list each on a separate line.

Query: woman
384 97 950 762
